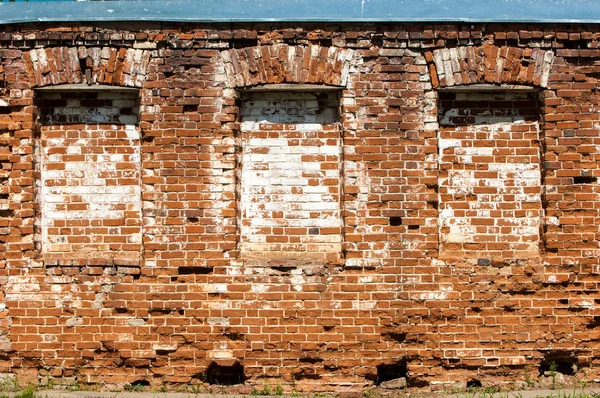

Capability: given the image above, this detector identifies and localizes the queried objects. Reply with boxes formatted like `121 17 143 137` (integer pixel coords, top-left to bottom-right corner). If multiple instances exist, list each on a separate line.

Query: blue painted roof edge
1 0 600 25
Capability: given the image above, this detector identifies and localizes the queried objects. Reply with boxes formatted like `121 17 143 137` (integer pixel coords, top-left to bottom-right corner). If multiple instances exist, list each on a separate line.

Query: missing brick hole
382 332 407 343
232 39 260 49
78 58 87 80
224 330 245 341
206 361 245 385
183 105 197 113
407 225 419 230
272 266 296 273
587 316 600 329
178 266 213 275
563 40 589 50
0 210 13 217
574 176 596 184
377 359 407 385
389 217 402 226
114 308 129 314
130 380 150 389
0 194 8 200
299 357 323 364
539 351 578 376
150 308 172 316
0 107 9 115
467 379 482 389
187 217 199 223
426 184 439 193
142 136 154 143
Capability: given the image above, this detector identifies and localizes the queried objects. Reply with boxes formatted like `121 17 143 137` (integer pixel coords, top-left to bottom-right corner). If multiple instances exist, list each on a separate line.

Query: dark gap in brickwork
224 329 245 341
177 266 213 275
0 107 9 115
389 217 402 226
563 40 589 49
467 379 482 388
272 266 296 273
318 39 333 47
539 351 577 376
299 357 323 364
232 39 259 49
130 379 150 388
149 308 172 316
445 39 458 48
586 316 600 329
376 360 407 385
566 58 596 67
0 210 13 217
407 225 419 230
206 362 245 385
573 176 596 184
381 331 407 343
79 57 87 79
0 194 8 200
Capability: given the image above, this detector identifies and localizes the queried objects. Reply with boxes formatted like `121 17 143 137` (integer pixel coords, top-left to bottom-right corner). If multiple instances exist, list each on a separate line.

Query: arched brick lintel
24 47 151 88
221 44 355 88
426 45 555 89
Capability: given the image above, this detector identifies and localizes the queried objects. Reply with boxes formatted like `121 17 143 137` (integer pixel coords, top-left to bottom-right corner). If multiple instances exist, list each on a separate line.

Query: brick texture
38 91 141 259
239 91 342 264
438 92 542 259
0 22 598 394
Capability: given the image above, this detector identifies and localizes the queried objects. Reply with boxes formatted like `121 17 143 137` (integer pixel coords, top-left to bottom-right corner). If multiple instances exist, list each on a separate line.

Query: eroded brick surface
438 92 542 258
0 22 598 394
38 91 141 259
239 91 342 263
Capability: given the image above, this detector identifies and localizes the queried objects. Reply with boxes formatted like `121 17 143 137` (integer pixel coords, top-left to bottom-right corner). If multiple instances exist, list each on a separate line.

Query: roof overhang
2 0 600 25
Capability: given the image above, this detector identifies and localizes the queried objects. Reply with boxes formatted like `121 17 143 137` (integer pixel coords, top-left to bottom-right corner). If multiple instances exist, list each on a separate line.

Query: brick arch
23 46 151 88
426 45 555 88
220 44 355 88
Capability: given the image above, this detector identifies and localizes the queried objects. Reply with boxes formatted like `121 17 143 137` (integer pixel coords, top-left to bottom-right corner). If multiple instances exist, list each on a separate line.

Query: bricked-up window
38 90 141 260
438 91 542 259
239 91 342 264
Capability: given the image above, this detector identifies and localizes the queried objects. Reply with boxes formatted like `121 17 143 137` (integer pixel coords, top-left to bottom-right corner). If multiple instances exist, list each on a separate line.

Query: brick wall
438 91 542 259
38 91 141 259
239 91 342 263
0 22 599 394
